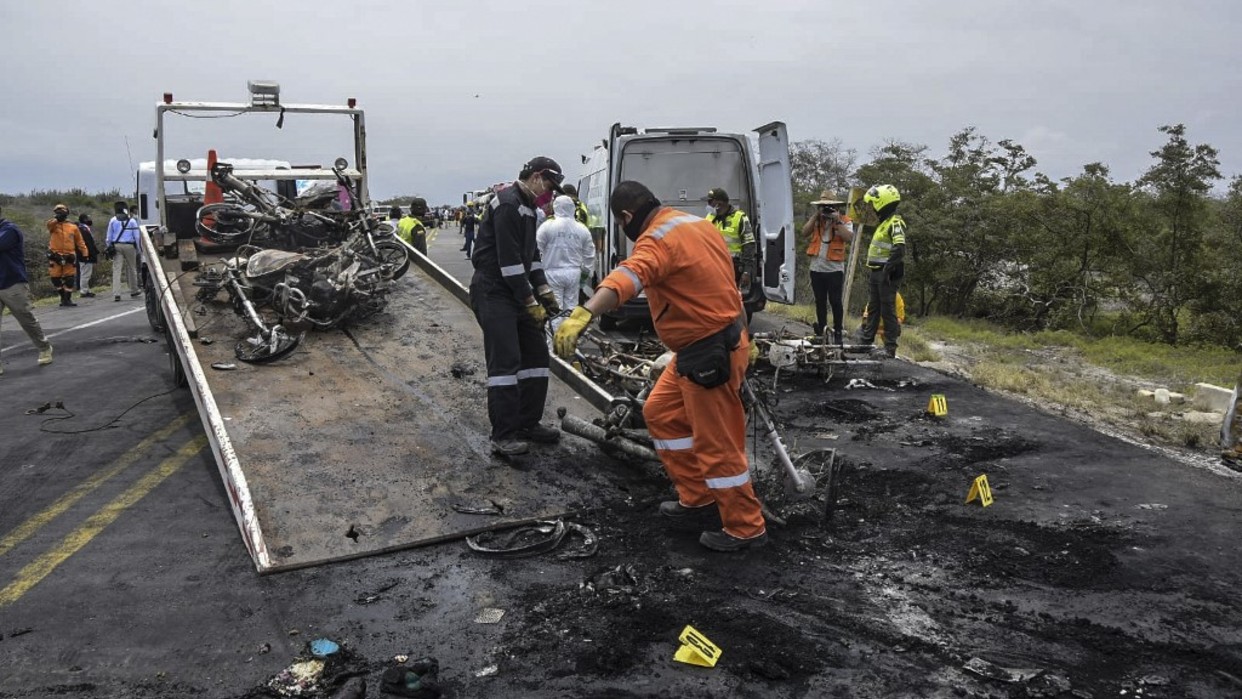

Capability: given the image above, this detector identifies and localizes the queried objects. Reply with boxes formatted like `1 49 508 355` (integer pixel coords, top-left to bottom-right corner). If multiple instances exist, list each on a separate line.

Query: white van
134 157 293 232
575 122 794 326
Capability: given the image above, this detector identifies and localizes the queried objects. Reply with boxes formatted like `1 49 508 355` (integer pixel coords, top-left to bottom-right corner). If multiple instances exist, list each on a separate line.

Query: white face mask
705 205 715 217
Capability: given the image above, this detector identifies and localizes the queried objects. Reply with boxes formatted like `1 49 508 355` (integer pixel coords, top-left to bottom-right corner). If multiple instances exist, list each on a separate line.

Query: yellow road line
0 435 207 608
0 413 195 557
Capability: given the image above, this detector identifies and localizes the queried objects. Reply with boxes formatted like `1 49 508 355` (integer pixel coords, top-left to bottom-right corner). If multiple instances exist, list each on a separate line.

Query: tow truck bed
143 234 609 572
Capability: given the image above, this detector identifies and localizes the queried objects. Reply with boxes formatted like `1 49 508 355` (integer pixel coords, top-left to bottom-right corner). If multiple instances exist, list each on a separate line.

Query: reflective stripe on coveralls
598 207 764 539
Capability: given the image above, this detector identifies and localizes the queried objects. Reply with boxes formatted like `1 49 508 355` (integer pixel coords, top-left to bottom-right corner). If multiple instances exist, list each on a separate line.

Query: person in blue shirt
105 201 142 302
0 207 54 373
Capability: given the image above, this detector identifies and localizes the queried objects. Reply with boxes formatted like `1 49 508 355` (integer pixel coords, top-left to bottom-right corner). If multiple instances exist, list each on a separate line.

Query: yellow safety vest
397 216 425 245
867 215 907 267
706 208 751 255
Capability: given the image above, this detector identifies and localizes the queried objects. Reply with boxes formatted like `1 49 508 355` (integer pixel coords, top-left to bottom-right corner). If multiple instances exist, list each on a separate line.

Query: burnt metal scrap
190 164 410 363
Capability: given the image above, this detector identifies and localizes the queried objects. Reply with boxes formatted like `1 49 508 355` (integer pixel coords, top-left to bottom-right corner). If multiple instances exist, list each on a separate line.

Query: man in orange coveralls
554 180 766 552
46 204 88 307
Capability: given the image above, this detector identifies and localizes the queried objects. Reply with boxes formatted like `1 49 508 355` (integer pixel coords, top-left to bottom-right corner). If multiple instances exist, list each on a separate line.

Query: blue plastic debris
310 638 340 658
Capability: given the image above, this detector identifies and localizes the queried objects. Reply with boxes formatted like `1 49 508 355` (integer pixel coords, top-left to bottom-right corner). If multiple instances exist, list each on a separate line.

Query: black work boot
700 529 769 552
518 423 561 444
491 438 529 456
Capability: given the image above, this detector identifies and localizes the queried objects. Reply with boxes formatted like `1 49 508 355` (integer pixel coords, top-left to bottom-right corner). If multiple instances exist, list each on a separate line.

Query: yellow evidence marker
927 394 948 417
965 474 993 507
674 625 722 668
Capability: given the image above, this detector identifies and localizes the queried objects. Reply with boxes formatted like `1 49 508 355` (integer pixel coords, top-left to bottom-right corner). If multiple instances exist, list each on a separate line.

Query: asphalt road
2 226 1240 698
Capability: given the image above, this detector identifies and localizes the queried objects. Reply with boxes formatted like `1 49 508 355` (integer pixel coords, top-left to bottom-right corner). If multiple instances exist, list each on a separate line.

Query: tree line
790 124 1241 348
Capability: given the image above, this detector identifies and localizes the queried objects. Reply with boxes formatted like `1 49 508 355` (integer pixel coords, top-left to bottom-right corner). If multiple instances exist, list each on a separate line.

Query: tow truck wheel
163 322 188 388
144 269 165 333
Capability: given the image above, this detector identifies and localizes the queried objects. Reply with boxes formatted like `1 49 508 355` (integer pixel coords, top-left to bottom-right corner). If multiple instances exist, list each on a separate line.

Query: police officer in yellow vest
859 184 907 358
706 188 756 290
398 198 429 255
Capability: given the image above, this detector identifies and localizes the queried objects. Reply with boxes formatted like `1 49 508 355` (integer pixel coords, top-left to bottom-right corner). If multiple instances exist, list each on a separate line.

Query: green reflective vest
397 216 425 245
574 200 590 226
706 208 753 255
867 215 907 267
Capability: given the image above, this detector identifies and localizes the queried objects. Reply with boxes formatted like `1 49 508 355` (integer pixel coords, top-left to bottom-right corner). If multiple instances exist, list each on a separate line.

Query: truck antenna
124 135 135 176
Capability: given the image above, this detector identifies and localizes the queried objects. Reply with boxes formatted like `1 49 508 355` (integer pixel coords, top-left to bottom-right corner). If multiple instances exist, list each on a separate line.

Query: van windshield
619 137 750 217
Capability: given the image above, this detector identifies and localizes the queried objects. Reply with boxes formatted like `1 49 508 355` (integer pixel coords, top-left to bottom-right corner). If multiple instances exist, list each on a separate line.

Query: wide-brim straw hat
811 190 847 206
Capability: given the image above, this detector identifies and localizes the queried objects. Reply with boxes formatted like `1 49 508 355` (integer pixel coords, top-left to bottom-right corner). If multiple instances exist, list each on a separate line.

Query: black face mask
621 200 660 242
55 213 68 221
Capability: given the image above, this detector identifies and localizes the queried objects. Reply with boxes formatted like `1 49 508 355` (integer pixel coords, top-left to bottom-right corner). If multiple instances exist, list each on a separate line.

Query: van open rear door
754 122 795 303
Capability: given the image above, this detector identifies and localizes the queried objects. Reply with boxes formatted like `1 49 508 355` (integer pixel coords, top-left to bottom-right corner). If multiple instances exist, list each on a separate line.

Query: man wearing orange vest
554 181 766 551
802 191 854 344
46 204 89 307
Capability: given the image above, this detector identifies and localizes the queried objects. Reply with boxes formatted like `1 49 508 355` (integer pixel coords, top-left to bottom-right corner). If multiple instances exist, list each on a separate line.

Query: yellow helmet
863 184 900 213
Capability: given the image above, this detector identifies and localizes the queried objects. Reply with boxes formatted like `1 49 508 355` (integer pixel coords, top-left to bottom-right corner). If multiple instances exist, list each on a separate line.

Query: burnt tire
374 240 411 280
235 326 303 364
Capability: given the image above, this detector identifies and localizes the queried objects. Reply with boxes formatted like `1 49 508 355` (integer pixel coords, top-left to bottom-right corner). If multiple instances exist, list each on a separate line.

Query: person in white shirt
536 195 595 332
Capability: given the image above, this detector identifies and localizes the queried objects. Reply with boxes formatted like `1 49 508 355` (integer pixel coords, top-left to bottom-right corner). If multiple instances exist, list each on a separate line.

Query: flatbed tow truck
138 83 612 573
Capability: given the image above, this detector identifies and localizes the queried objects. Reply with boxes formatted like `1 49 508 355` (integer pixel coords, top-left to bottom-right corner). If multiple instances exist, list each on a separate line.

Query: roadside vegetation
780 123 1240 455
0 190 126 302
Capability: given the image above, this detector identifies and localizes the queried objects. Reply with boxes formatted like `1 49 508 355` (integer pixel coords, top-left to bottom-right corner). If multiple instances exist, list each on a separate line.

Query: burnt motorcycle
193 210 411 363
195 162 370 250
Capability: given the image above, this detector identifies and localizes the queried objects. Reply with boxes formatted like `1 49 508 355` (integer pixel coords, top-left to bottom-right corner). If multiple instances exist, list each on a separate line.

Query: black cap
707 188 729 203
523 156 564 193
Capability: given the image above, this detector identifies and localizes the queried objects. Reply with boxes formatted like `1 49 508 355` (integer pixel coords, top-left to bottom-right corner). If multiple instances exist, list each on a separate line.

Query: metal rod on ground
560 413 662 465
742 380 816 499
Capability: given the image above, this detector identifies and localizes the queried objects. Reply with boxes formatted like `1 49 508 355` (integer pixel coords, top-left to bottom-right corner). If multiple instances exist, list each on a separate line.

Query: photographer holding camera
801 191 854 344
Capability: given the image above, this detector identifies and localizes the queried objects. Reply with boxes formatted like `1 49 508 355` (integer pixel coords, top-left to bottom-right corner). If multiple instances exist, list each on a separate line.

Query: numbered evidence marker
927 394 948 417
674 625 722 668
965 474 993 507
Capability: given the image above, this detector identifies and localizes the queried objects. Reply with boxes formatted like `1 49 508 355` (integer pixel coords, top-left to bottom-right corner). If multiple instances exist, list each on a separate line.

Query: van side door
754 121 795 304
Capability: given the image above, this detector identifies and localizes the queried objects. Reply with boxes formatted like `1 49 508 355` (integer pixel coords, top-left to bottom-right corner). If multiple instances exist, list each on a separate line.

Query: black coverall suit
469 184 551 441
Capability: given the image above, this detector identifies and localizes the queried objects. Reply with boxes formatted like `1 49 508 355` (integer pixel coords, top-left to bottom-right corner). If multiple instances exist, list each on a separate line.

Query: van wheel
164 323 188 388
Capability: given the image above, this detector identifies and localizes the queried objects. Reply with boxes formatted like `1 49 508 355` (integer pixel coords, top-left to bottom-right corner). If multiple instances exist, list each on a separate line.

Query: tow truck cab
575 122 795 326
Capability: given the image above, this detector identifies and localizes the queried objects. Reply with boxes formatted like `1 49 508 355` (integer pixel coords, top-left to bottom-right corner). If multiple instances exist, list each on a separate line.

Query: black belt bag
676 317 743 389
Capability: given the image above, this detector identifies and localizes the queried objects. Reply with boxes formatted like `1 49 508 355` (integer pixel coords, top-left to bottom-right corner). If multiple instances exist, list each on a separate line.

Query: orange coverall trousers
643 335 766 539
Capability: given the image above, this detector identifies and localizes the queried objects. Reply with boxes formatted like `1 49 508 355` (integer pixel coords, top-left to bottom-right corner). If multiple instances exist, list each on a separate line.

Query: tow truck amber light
164 93 173 104
347 98 356 108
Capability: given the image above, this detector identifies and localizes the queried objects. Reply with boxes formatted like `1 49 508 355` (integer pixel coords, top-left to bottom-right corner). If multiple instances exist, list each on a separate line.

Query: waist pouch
48 252 75 264
676 317 743 389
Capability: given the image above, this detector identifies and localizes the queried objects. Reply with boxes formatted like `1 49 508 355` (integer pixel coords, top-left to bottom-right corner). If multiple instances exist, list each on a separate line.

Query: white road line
1 307 145 354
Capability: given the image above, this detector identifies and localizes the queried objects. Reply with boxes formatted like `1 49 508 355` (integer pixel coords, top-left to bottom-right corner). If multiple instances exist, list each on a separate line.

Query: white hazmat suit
536 195 596 331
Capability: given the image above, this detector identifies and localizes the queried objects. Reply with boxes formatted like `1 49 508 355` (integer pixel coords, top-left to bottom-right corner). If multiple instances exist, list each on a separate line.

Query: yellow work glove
524 301 548 326
748 339 760 367
554 306 594 361
536 285 561 315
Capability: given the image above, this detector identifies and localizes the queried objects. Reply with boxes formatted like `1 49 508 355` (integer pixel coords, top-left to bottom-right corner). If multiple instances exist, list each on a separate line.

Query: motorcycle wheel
196 203 256 245
234 325 303 364
374 240 411 280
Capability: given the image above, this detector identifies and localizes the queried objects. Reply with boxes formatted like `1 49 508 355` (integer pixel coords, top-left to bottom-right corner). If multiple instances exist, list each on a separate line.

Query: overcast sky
3 0 1238 205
